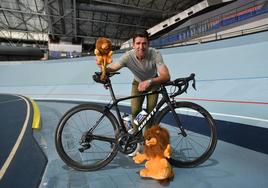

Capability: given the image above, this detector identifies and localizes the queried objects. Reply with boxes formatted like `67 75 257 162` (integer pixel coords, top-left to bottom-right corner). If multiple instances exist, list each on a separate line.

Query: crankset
117 133 138 154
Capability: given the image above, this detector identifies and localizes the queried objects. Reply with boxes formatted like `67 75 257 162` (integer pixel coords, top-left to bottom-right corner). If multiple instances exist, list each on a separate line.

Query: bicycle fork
168 101 187 137
161 87 187 137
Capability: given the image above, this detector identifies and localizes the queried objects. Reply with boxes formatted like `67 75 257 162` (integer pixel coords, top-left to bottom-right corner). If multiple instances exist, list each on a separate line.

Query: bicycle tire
55 103 119 171
154 101 217 168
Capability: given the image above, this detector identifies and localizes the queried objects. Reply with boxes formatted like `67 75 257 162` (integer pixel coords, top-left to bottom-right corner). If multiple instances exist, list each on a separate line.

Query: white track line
0 95 30 180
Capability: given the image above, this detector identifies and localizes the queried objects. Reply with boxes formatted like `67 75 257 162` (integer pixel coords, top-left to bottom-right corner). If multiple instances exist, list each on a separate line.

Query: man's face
133 37 149 60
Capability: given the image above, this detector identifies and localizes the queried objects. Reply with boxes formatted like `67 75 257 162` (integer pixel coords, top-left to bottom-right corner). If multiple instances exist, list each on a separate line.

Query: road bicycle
55 72 217 171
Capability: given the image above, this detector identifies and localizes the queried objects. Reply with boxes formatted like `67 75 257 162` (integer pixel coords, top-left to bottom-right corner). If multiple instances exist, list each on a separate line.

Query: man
106 29 170 132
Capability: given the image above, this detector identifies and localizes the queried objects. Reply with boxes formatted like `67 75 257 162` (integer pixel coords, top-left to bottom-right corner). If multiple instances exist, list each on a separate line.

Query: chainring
117 132 137 154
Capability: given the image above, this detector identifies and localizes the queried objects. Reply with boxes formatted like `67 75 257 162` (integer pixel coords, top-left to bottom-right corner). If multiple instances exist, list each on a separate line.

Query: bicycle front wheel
155 101 217 168
55 103 119 171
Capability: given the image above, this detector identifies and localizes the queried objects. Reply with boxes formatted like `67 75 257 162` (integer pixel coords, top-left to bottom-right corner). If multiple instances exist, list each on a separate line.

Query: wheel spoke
55 104 118 171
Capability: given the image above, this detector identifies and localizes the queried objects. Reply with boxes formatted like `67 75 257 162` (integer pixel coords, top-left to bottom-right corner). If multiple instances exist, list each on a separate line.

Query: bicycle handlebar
92 71 196 97
164 73 196 98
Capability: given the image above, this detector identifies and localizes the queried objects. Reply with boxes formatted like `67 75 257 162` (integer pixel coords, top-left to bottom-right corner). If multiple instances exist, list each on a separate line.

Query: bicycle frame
102 80 186 138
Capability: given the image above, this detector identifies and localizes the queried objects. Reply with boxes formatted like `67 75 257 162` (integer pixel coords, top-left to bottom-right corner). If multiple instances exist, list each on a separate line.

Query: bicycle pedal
78 148 85 152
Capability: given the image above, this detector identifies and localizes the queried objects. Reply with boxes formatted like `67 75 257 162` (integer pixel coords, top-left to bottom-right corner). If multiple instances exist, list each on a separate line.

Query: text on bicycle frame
138 107 157 131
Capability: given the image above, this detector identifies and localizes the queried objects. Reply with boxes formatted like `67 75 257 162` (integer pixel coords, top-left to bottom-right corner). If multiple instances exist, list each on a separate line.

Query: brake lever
190 73 196 90
192 79 196 90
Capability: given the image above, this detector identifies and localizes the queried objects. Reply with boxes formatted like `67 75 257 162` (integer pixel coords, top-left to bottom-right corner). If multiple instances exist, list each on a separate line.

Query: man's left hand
138 80 151 92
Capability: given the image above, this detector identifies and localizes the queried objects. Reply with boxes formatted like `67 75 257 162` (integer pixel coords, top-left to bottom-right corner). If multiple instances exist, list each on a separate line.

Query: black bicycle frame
103 81 186 137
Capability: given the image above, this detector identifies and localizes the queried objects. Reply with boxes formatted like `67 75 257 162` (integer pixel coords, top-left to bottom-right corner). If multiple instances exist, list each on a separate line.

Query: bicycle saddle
92 71 120 84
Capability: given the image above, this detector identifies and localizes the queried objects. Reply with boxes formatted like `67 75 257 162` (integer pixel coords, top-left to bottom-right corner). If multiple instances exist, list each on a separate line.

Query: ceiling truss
0 0 203 50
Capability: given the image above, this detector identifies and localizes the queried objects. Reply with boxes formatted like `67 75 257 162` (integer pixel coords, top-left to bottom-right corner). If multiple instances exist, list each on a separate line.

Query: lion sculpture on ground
94 37 113 81
133 125 174 180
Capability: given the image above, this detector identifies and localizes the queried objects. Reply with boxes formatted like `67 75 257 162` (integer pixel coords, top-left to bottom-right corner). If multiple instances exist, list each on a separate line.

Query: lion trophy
94 37 113 81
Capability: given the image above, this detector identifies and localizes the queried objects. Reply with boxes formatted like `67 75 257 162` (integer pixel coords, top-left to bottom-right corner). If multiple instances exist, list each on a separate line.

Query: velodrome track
0 31 268 187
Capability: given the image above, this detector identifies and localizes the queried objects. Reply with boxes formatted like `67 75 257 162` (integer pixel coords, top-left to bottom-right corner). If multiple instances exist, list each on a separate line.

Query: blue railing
150 0 268 48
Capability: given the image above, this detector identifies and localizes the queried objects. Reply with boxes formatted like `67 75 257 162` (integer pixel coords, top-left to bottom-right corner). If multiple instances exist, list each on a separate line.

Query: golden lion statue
94 37 113 81
133 125 174 180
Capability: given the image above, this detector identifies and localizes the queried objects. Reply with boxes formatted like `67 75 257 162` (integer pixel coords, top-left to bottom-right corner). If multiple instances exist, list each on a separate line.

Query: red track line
174 97 268 105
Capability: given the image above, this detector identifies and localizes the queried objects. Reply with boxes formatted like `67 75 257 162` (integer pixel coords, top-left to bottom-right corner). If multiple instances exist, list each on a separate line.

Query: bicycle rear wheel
154 101 217 168
55 103 119 171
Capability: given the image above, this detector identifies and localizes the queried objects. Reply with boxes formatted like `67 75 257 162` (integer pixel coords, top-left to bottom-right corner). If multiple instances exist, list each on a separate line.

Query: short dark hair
132 29 149 42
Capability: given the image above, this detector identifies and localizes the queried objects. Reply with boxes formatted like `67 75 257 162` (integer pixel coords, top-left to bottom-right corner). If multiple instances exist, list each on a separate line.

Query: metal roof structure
0 0 206 51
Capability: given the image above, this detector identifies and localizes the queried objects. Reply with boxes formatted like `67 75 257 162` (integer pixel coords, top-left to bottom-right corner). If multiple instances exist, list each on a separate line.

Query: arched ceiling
0 0 203 50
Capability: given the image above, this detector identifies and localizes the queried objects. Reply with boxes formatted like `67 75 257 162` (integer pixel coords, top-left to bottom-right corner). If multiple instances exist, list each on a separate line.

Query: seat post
107 81 117 102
